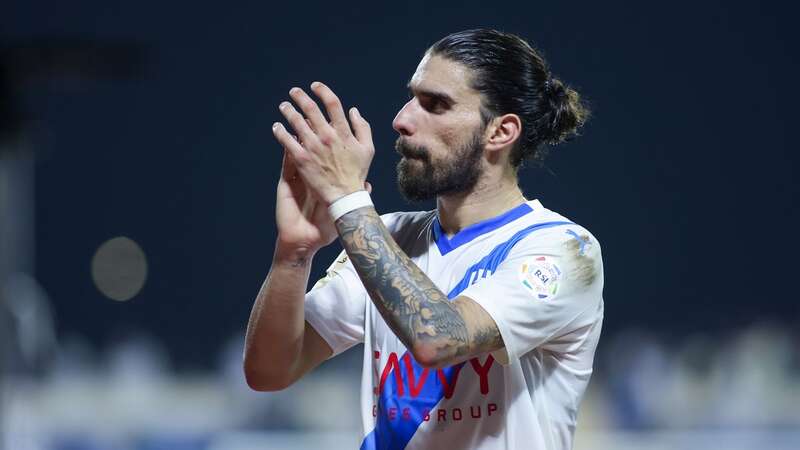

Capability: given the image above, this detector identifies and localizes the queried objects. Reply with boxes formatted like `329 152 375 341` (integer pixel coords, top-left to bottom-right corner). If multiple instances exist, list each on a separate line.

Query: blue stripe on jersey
360 219 573 450
433 203 534 255
447 221 574 296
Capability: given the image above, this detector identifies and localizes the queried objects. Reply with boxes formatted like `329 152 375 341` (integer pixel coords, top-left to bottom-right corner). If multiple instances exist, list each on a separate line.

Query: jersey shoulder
514 202 604 289
380 209 435 229
522 202 602 253
380 209 437 244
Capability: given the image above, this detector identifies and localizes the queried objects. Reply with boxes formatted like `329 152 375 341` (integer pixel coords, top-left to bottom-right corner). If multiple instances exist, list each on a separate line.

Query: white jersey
305 200 604 450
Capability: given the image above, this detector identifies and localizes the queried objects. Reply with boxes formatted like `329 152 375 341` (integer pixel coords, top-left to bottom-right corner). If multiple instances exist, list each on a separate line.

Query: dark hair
429 29 590 167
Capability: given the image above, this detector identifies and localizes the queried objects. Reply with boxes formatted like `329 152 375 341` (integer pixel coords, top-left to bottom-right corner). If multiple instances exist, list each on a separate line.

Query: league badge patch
519 256 561 300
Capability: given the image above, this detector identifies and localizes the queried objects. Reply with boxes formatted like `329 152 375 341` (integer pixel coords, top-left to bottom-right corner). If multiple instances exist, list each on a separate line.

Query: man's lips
397 146 428 160
395 139 428 160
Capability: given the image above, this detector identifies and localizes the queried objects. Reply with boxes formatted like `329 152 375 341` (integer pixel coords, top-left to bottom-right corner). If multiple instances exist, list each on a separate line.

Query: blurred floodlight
90 236 147 302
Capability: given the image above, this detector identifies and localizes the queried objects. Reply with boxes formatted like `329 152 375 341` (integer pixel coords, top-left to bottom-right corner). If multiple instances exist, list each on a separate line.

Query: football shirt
305 200 604 450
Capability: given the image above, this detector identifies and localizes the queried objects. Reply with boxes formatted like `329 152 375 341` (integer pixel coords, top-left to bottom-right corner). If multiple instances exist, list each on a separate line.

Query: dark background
3 1 797 370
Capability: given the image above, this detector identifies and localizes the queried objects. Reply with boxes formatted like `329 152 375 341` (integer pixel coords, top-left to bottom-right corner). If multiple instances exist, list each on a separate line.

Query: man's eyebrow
407 82 455 105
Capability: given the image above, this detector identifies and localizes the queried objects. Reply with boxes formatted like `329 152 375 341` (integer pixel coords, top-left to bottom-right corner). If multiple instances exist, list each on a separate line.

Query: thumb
349 107 373 144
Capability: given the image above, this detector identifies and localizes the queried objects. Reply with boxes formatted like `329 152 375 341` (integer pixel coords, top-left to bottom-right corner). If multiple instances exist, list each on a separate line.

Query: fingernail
352 107 360 116
279 102 289 110
272 122 281 130
311 81 321 89
289 87 300 95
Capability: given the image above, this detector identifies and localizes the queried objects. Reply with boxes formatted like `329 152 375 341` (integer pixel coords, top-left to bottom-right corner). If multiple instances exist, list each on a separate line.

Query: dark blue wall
3 0 797 368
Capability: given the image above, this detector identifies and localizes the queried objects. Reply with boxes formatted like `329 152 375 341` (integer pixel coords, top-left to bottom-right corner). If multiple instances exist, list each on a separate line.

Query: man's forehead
408 53 476 100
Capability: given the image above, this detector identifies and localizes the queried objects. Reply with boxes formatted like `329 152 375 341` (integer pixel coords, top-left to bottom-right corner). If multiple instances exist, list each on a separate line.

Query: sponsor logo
371 351 499 423
566 229 592 255
519 255 561 300
373 351 495 398
372 403 499 423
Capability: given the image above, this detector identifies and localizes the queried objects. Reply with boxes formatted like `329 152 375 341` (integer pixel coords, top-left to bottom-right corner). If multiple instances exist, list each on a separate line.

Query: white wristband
328 190 373 221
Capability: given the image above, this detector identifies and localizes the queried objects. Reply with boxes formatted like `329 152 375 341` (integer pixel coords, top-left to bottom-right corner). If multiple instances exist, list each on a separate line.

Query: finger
272 122 309 164
291 132 304 148
288 87 330 134
349 107 373 144
279 101 318 148
364 181 372 194
310 82 350 135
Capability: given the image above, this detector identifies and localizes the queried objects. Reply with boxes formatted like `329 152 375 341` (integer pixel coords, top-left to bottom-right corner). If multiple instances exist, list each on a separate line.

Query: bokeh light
90 236 148 302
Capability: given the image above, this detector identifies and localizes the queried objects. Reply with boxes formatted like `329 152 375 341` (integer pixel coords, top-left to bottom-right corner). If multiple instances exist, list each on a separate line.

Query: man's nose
392 100 417 136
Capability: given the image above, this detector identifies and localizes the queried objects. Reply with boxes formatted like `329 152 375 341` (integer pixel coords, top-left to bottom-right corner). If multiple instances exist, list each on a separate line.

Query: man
244 29 603 450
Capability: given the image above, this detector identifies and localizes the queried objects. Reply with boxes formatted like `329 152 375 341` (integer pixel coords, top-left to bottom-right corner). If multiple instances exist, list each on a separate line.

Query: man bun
540 77 590 146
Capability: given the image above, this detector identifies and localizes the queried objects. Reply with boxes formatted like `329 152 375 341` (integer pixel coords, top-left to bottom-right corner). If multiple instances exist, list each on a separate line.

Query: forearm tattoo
336 207 499 363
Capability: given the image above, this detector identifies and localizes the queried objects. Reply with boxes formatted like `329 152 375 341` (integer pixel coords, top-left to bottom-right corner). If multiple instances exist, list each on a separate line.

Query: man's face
393 54 487 202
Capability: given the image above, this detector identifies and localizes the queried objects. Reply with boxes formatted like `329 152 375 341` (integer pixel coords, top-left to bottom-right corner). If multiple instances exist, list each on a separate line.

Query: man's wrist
329 190 373 221
273 240 318 268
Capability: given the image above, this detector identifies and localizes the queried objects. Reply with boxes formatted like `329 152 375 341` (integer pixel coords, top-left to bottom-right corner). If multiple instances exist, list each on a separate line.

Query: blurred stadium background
1 1 798 449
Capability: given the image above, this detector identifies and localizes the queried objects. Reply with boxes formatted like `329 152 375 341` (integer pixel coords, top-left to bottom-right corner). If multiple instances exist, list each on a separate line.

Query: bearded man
244 28 604 450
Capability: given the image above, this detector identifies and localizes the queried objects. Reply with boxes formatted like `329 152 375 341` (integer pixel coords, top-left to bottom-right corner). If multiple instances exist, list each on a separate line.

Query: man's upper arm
291 320 334 381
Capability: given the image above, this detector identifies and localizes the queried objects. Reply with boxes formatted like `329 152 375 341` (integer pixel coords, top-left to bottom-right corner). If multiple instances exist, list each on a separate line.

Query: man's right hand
275 151 337 255
275 148 373 254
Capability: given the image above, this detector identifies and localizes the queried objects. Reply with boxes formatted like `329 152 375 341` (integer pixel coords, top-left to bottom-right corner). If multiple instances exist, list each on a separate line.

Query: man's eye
420 97 444 112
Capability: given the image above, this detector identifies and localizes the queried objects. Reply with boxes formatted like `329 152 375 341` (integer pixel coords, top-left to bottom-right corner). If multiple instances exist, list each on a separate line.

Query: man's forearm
335 207 470 366
243 244 314 390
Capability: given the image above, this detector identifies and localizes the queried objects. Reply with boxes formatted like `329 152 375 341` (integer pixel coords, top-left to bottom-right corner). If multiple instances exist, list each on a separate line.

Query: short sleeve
460 226 604 363
304 250 368 358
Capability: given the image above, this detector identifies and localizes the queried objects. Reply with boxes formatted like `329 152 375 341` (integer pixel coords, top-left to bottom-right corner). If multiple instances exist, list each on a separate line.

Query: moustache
395 138 430 161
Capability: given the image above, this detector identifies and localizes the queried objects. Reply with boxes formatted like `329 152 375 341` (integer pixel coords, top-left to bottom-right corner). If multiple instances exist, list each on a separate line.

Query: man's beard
395 128 485 202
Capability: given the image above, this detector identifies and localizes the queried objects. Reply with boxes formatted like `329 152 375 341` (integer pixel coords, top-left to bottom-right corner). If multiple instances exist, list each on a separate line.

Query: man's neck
435 174 527 237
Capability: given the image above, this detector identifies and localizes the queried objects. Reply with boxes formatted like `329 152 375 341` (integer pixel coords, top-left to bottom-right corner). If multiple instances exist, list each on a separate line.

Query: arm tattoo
336 206 500 363
289 256 309 268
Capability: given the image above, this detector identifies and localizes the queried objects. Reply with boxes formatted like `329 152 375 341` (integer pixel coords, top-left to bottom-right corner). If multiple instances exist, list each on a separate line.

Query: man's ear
485 113 522 155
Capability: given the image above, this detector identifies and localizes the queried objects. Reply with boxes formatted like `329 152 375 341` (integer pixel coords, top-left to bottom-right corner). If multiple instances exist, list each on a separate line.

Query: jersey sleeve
460 226 604 364
304 250 368 358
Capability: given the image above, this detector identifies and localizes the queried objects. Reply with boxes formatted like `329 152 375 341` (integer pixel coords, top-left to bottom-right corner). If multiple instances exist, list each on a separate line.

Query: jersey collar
432 200 540 255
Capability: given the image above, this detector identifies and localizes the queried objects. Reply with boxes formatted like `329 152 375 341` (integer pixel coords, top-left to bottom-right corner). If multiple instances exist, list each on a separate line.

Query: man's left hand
271 82 375 206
